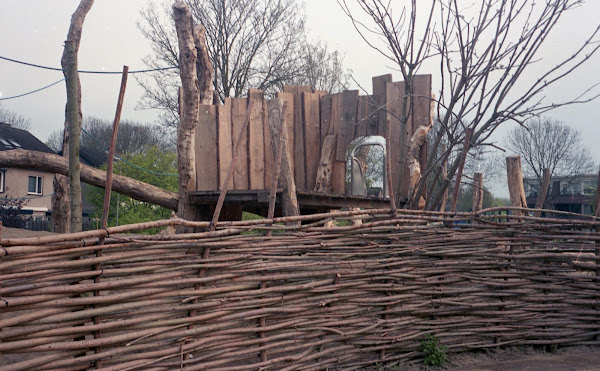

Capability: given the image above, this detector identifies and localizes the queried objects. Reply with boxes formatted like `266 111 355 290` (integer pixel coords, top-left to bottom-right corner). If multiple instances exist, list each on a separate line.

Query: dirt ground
3 227 600 370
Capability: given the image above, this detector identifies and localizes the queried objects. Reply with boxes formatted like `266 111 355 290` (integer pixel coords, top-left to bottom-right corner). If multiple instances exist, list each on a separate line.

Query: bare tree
340 0 600 210
0 104 31 130
47 117 175 154
138 0 348 128
505 117 595 186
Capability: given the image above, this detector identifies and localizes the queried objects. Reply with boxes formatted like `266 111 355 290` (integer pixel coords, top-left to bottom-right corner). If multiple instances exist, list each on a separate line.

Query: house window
0 170 5 193
28 175 43 195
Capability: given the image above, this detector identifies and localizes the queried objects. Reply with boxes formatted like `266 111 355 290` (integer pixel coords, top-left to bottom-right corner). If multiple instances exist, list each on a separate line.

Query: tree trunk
0 150 178 211
472 172 483 212
407 120 433 210
534 168 551 217
506 156 528 216
439 143 448 212
314 135 337 194
173 1 212 232
60 0 94 233
450 129 472 213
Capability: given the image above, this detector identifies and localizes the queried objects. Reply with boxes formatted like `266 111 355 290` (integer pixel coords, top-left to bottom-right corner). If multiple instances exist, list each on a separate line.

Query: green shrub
421 334 448 366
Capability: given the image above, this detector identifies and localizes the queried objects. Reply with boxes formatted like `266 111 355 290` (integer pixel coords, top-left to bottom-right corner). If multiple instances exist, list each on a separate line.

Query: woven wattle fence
1 208 599 370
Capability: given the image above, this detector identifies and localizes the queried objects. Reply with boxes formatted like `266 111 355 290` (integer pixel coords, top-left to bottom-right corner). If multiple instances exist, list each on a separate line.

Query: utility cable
81 128 178 177
0 55 177 74
0 79 65 101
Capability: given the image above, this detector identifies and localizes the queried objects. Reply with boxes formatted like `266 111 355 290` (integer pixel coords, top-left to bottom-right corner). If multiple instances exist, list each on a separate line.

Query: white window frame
28 175 43 195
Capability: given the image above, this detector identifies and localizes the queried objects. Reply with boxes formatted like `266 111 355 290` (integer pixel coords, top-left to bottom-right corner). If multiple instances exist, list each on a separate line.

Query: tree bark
0 150 178 211
407 119 433 210
60 0 94 233
439 143 448 212
506 156 528 216
473 172 483 212
534 168 551 217
268 100 299 220
173 1 212 231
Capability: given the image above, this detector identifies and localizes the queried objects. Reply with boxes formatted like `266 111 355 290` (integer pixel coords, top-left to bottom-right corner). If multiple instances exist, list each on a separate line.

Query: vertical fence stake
93 65 128 368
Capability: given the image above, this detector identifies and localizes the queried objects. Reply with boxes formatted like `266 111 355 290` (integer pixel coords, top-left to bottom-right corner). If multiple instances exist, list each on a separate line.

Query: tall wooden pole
450 128 472 213
100 66 129 230
65 40 83 233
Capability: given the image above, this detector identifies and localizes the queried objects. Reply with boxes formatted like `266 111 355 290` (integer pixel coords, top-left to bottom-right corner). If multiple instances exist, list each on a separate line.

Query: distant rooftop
0 122 55 154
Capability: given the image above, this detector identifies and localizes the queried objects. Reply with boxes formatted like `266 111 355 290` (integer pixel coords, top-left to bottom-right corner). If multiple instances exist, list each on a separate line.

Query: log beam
0 150 178 211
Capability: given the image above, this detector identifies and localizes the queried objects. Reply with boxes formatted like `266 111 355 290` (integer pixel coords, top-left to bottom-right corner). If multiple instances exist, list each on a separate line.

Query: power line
0 55 177 74
81 127 178 177
0 79 65 101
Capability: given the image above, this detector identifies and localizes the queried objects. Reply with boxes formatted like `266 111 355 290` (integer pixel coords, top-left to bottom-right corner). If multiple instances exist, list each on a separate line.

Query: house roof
79 145 108 168
0 123 55 154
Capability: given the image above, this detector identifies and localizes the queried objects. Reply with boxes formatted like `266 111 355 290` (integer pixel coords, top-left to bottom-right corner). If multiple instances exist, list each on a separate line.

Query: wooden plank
283 85 311 191
248 89 265 190
263 98 274 189
217 98 233 190
320 94 332 145
327 93 345 195
386 81 405 200
335 90 359 162
196 104 218 191
372 74 392 136
356 95 369 138
314 135 337 193
367 95 382 137
231 97 249 190
332 160 346 195
303 92 321 191
276 92 295 182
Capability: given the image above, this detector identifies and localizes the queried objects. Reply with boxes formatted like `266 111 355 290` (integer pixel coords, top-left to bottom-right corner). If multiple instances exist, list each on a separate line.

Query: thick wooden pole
534 168 551 217
174 1 207 231
506 156 528 216
65 40 83 233
266 99 285 230
472 172 483 212
450 128 472 213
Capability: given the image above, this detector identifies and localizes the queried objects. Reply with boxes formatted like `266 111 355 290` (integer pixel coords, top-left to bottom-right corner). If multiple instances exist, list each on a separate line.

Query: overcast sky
1 0 599 196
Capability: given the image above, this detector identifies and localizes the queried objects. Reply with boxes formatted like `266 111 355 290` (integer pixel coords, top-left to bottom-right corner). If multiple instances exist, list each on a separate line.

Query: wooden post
506 156 528 216
314 135 337 193
266 99 285 232
174 1 212 231
534 168 551 217
269 100 300 222
473 172 483 212
450 128 472 213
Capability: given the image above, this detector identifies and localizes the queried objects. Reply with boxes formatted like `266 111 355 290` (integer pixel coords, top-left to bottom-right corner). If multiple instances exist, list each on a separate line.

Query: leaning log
0 150 178 211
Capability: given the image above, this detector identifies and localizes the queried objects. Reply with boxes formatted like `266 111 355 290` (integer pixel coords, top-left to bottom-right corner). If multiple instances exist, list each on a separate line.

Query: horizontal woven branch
1 208 599 370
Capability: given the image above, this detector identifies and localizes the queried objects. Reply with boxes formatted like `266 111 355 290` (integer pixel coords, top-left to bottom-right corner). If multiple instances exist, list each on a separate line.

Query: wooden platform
190 189 394 220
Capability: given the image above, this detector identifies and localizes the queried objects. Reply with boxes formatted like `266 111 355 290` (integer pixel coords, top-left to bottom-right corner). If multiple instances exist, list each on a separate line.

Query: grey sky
1 0 599 196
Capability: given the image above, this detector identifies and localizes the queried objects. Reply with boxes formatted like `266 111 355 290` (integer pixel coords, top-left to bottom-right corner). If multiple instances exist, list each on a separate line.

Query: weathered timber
276 92 295 184
283 85 312 191
269 99 299 219
372 74 392 136
248 89 265 190
217 98 233 189
314 135 337 194
231 98 249 190
0 150 178 211
196 104 218 190
386 81 405 200
174 1 202 228
406 94 433 209
506 156 528 216
303 92 321 191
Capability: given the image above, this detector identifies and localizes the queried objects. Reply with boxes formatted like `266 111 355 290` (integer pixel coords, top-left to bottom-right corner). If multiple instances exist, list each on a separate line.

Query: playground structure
191 74 432 219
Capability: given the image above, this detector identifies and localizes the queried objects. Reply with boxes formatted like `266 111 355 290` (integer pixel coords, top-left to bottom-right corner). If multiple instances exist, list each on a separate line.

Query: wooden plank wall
195 75 432 200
